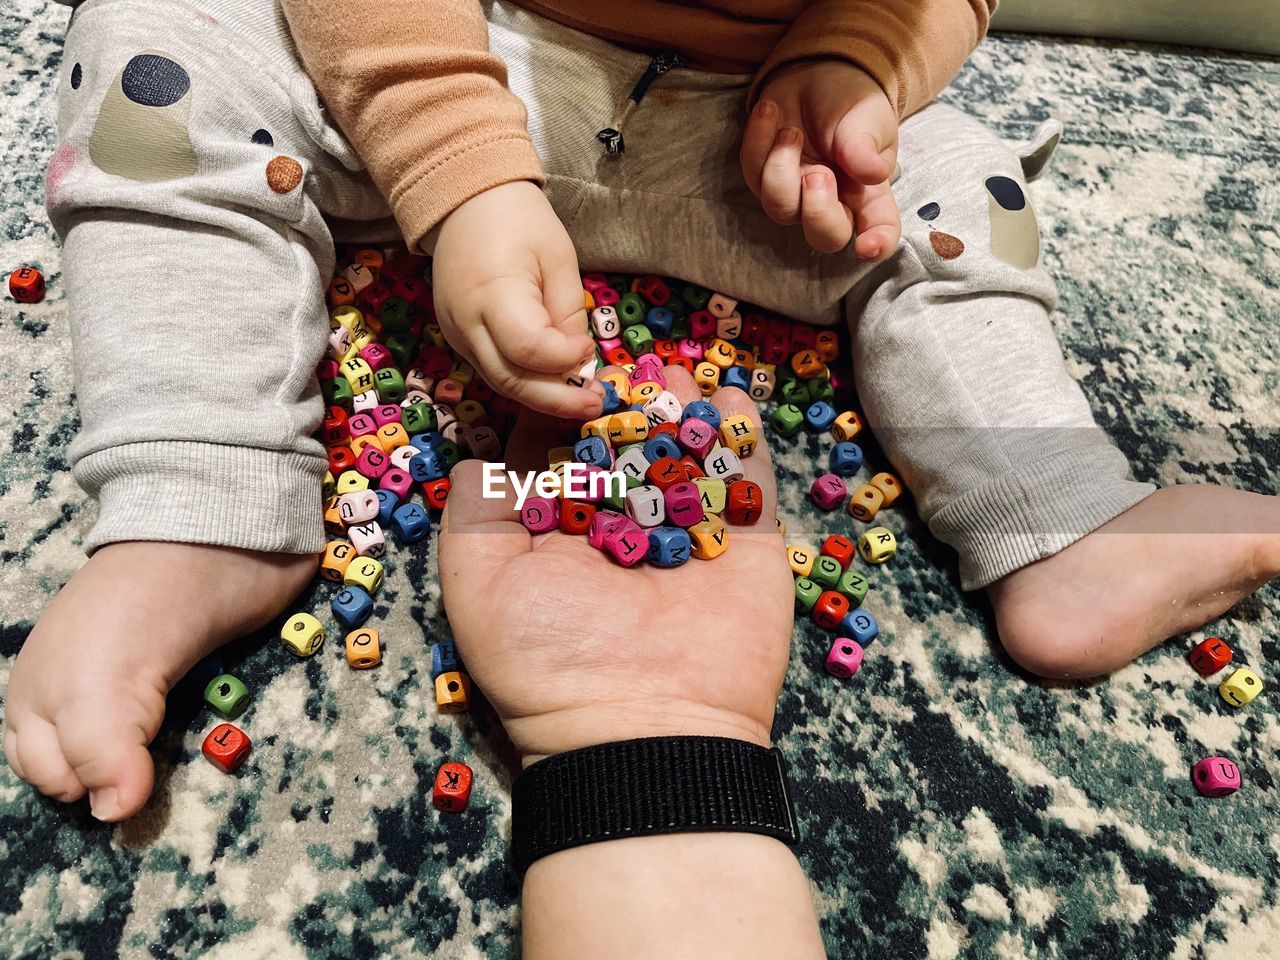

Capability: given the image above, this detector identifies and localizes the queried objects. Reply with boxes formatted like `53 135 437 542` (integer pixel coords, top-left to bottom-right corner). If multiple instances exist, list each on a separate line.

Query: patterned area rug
2 3 1278 957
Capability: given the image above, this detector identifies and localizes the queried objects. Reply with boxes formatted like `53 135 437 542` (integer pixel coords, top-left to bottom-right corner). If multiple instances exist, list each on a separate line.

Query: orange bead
847 483 884 522
868 472 902 507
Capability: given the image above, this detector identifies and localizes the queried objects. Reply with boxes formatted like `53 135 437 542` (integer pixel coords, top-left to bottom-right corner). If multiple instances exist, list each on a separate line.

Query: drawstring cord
596 51 686 155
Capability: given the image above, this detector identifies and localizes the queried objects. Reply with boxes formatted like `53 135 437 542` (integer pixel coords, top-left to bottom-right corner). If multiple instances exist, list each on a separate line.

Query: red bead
322 406 350 445
202 723 251 773
741 313 767 346
604 346 635 367
464 378 495 405
688 310 716 340
654 339 679 362
8 266 45 304
812 590 850 630
668 357 695 375
316 359 340 381
632 274 671 306
359 282 393 315
432 761 474 812
646 457 688 491
725 480 763 525
560 499 596 535
328 446 357 475
820 535 856 569
390 276 428 305
679 456 705 480
1189 637 1232 676
649 421 680 442
422 477 451 511
791 324 817 352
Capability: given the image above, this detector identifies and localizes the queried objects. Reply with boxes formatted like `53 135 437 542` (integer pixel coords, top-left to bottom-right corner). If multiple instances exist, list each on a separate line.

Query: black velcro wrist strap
511 735 799 876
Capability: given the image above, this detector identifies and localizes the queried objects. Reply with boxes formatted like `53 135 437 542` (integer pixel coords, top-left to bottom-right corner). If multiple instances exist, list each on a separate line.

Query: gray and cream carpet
2 2 1278 957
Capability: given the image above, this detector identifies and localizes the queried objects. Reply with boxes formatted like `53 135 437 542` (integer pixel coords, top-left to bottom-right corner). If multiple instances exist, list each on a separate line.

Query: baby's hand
741 60 900 258
431 181 603 419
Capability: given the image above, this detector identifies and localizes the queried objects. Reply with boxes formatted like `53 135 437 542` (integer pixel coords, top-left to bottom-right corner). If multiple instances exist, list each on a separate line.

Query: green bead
671 317 689 340
322 377 355 411
386 333 419 369
437 440 463 469
402 402 435 434
374 368 406 403
606 274 629 295
780 380 809 406
806 379 835 404
617 293 647 326
623 324 654 355
203 674 249 720
838 569 869 607
771 404 804 437
794 576 821 612
682 284 711 310
665 298 687 320
380 297 413 331
810 556 842 589
602 488 627 512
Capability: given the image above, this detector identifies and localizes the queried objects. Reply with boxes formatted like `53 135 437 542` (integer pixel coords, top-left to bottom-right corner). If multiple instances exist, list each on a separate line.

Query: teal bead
772 404 805 437
203 674 249 720
374 367 406 403
810 556 842 589
806 379 835 404
682 284 711 310
437 440 463 469
617 292 647 326
386 333 419 368
794 576 821 612
402 402 436 434
837 569 869 607
380 297 412 331
623 324 654 355
780 380 809 406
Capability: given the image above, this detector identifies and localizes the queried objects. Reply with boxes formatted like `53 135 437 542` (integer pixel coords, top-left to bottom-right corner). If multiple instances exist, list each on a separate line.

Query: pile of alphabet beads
1187 635 1265 798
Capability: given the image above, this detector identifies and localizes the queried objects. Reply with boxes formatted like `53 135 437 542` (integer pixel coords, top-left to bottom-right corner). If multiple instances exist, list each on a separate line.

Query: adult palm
438 368 795 766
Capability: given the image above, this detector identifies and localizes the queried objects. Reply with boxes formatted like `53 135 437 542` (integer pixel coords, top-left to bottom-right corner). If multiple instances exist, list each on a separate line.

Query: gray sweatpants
50 0 1153 589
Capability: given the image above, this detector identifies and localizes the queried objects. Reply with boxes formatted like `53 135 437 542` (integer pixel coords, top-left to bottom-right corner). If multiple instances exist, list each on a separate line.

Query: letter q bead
345 628 382 669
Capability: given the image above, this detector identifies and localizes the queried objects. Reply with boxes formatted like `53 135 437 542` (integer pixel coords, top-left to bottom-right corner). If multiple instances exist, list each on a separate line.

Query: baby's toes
57 707 157 822
8 715 87 803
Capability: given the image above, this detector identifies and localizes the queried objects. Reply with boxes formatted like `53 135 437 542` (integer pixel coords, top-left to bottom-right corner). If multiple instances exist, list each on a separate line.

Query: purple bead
664 481 705 528
520 496 560 534
810 473 847 511
824 639 864 679
1193 756 1241 797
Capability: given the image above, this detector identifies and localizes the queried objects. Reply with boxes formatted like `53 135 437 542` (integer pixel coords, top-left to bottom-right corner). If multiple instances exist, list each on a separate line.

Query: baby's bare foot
3 542 316 820
989 486 1280 679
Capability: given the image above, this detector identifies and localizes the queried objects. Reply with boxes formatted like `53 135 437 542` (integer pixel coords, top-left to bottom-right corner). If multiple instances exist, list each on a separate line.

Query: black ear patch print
89 50 198 181
985 175 1039 269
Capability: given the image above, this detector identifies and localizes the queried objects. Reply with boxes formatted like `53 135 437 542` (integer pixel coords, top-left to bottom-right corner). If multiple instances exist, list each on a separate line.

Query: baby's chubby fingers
482 280 597 375
851 179 901 262
466 327 603 421
800 167 854 253
739 99 780 198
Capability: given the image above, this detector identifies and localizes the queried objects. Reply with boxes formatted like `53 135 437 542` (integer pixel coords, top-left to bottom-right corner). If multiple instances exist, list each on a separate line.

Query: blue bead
409 449 446 482
392 502 432 542
646 526 692 567
838 609 879 647
332 585 374 629
720 365 752 393
574 436 613 469
410 431 444 452
375 488 399 525
804 401 837 431
628 404 646 413
681 400 722 432
645 307 674 339
643 435 681 462
829 442 865 477
600 381 624 415
431 640 460 679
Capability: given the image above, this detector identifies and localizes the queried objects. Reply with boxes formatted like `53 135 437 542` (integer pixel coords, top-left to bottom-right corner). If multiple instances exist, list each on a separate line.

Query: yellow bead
689 515 729 560
776 517 787 538
324 497 345 535
349 434 380 457
322 470 335 500
344 556 384 595
455 400 486 425
718 415 757 458
345 628 382 669
858 526 897 564
435 671 471 713
330 306 363 331
847 483 884 522
547 446 574 469
695 362 720 396
1220 667 1263 707
869 472 902 508
320 540 356 581
790 349 826 379
341 357 375 394
832 411 864 443
631 381 662 406
705 339 737 368
376 423 410 451
448 361 475 386
787 545 814 578
351 331 375 352
598 371 631 404
607 411 649 446
581 417 612 442
280 612 324 657
336 470 370 494
693 477 727 515
815 330 839 362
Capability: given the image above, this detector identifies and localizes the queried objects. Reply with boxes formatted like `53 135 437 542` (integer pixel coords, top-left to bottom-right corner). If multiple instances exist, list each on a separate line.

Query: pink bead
588 510 627 549
594 285 620 307
631 356 666 385
372 404 403 427
688 310 717 340
582 272 609 290
678 418 717 458
317 359 340 381
1193 757 1241 797
596 337 623 355
356 445 390 480
360 343 394 372
604 524 650 567
570 464 614 503
520 496 560 534
676 338 704 362
379 467 414 501
664 481 705 528
347 412 378 438
825 639 864 679
810 473 847 511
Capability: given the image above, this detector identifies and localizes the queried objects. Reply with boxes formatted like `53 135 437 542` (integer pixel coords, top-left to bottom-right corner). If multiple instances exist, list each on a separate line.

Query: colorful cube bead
723 480 763 525
338 490 380 526
625 484 667 528
345 627 382 668
837 569 870 607
646 457 688 492
433 761 474 812
825 639 864 679
820 535 856 569
604 524 651 567
202 723 252 774
847 483 885 522
838 609 879 646
332 585 375 628
435 671 471 713
868 472 902 508
831 411 864 442
704 448 744 484
521 496 561 534
408 450 446 482
588 510 627 549
643 390 683 426
347 520 386 558
809 555 843 589
794 576 822 612
320 540 356 582
608 411 649 446
719 415 757 458
748 367 776 401
280 612 325 657
694 362 721 396
391 502 431 542
1189 637 1232 676
688 515 729 560
614 446 652 485
430 640 460 679
379 467 415 501
809 473 847 511
647 526 693 567
812 590 850 629
693 477 727 516
1220 667 1262 708
788 546 814 578
682 401 722 432
829 442 864 477
804 401 837 432
7 265 45 303
678 418 718 459
344 557 385 594
772 404 804 437
858 526 897 564
643 434 682 463
1192 757 1241 797
203 674 249 719
664 481 706 528
560 500 597 535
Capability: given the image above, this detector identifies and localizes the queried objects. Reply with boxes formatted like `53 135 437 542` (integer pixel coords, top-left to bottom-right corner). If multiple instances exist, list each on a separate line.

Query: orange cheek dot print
266 155 303 193
929 231 964 260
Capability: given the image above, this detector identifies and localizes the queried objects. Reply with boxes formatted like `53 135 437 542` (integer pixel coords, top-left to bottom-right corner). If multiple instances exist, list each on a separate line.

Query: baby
6 0 1278 834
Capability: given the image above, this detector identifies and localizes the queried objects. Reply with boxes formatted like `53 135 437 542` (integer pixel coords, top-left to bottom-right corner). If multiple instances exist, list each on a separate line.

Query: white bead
748 367 775 401
624 484 666 528
642 390 683 427
591 306 621 339
715 311 743 341
442 419 471 445
342 262 374 293
703 448 744 484
353 390 379 413
468 426 502 460
405 368 433 393
348 520 386 558
328 326 352 360
564 357 597 389
614 446 651 484
401 389 432 407
389 445 418 470
432 403 457 431
338 491 380 526
707 293 738 319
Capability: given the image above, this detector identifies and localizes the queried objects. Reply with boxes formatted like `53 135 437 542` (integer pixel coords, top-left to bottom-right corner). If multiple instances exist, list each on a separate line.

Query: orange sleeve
749 0 999 119
280 0 544 253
